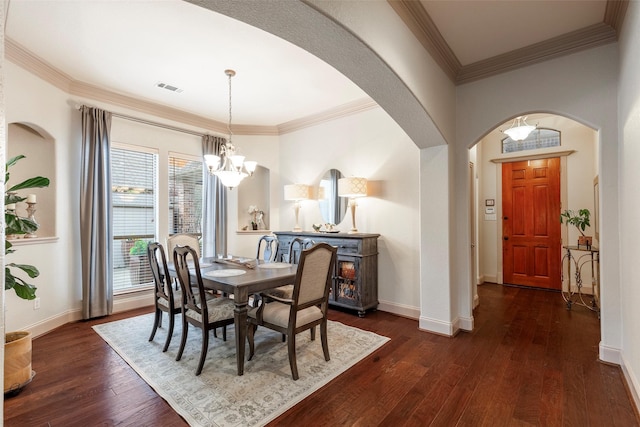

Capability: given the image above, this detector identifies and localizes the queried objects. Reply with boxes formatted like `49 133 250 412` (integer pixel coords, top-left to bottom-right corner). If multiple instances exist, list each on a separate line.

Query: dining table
167 257 297 376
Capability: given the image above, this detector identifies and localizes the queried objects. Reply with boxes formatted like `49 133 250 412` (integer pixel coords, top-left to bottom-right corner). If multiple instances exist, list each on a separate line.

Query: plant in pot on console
4 154 50 395
560 208 592 248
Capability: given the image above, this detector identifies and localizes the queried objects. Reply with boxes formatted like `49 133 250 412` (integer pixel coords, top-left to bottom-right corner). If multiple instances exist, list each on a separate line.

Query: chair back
256 235 279 262
173 245 207 319
287 237 315 264
168 233 201 259
147 242 175 305
291 242 337 309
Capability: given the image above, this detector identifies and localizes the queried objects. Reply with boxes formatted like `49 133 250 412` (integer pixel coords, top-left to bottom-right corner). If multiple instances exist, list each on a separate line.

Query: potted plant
129 239 151 284
560 208 592 248
4 154 50 395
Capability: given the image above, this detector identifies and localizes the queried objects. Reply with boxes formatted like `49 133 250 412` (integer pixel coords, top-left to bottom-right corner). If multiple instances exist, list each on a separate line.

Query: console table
561 245 600 317
274 231 380 317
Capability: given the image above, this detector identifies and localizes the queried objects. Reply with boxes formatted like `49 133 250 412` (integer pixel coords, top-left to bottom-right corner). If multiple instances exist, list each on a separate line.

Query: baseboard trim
621 353 640 417
458 315 474 332
419 315 457 337
27 309 83 339
599 341 622 365
23 292 154 339
113 291 154 313
377 300 419 319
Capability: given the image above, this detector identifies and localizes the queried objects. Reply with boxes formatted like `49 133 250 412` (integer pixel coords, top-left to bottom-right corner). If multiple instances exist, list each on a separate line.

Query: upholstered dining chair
247 242 337 380
147 242 181 352
173 245 235 376
262 237 315 302
167 233 201 259
256 234 279 262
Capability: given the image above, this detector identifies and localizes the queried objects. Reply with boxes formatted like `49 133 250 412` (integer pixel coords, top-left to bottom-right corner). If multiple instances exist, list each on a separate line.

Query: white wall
278 107 421 316
456 45 620 364
5 61 79 333
617 0 640 410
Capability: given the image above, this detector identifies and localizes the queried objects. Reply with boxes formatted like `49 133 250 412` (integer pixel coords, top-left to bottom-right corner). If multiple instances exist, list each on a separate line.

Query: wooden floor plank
4 283 639 427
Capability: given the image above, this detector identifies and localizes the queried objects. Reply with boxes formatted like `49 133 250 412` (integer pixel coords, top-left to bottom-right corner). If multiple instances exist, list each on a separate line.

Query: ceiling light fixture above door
502 116 537 141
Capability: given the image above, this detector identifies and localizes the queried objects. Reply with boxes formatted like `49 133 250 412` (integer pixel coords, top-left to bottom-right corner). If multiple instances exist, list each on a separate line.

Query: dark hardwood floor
4 283 639 426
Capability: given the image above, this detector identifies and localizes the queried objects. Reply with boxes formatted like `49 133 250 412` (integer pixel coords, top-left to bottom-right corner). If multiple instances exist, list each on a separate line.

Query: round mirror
318 169 348 225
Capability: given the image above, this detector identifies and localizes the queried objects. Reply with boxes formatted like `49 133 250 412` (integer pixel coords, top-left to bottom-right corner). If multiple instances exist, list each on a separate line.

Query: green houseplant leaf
560 209 591 236
4 155 49 300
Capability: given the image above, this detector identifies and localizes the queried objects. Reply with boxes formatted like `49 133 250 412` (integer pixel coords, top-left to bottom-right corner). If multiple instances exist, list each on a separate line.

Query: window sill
236 230 272 235
8 236 59 246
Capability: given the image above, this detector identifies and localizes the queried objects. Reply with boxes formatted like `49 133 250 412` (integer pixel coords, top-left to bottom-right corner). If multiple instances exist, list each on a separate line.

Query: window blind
112 146 158 292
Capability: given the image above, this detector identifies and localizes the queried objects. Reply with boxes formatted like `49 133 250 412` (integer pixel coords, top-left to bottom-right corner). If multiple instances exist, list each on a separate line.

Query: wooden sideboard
274 231 380 317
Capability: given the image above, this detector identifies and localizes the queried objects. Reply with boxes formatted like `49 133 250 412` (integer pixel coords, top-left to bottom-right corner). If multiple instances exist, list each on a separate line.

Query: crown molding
387 0 459 83
604 0 629 34
5 36 360 136
456 23 617 84
5 38 73 92
389 0 627 85
277 98 378 135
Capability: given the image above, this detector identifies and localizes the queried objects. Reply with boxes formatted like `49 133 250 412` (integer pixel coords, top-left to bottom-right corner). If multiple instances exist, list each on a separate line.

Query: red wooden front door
502 158 561 290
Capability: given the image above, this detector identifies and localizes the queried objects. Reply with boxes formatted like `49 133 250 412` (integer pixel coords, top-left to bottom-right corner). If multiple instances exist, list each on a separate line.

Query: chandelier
502 116 537 141
204 69 257 189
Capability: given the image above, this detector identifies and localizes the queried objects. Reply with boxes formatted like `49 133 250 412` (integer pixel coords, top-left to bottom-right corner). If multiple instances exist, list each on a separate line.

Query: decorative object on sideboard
204 69 257 189
338 177 367 234
284 184 310 232
560 208 592 249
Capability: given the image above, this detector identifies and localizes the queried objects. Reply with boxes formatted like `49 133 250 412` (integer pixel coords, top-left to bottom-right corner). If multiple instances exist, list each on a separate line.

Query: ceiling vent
155 82 183 93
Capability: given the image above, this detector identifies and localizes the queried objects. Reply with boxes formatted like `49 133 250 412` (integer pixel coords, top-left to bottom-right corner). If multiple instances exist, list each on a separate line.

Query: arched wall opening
468 111 601 332
7 122 57 239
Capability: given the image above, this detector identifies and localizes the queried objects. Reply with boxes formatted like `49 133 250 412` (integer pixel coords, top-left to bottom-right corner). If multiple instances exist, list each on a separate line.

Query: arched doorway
471 113 599 305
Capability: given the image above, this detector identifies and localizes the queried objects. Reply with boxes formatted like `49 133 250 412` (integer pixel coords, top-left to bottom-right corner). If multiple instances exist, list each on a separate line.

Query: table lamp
284 184 310 231
338 177 367 233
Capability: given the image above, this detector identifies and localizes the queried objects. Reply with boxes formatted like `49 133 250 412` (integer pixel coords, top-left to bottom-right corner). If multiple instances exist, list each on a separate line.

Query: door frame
492 151 573 284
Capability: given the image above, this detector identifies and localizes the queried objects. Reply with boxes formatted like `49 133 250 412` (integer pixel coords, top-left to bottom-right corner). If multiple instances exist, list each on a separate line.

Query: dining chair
167 233 201 259
263 237 315 302
147 242 181 352
256 234 279 262
247 242 337 380
285 237 314 264
173 245 235 376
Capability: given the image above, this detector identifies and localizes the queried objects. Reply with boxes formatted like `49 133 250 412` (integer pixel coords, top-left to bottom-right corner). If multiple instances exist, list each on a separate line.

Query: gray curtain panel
80 106 113 319
202 135 227 258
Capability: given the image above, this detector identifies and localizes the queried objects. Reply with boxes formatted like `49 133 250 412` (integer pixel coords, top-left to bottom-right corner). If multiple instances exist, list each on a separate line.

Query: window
169 154 203 236
502 128 561 154
112 146 158 292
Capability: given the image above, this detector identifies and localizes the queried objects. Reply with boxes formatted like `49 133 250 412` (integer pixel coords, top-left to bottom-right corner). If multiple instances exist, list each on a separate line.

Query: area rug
93 313 389 427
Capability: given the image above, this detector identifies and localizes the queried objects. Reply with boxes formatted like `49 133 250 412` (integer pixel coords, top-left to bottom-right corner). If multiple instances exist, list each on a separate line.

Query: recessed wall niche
237 165 270 231
8 123 57 239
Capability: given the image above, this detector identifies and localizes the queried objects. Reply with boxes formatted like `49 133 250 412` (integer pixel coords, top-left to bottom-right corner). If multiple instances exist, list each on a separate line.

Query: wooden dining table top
166 256 297 375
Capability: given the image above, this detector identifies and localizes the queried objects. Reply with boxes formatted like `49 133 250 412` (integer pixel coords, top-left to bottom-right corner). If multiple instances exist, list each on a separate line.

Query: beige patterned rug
93 313 389 427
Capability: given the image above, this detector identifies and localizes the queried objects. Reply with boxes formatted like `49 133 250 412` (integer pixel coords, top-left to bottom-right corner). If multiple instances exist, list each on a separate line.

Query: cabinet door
334 257 361 307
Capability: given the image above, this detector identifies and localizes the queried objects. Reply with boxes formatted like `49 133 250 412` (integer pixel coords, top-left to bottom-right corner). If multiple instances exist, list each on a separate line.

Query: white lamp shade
284 184 310 201
204 154 220 170
338 177 367 198
244 160 257 174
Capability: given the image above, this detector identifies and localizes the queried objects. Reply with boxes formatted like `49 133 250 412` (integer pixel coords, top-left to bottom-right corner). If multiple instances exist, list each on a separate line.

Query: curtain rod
77 104 206 138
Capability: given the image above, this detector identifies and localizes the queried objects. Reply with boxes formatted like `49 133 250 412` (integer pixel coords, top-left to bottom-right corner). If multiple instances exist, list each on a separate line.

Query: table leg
234 290 249 376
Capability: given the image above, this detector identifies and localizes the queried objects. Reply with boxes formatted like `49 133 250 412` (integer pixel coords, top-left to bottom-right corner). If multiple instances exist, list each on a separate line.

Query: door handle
504 236 509 240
